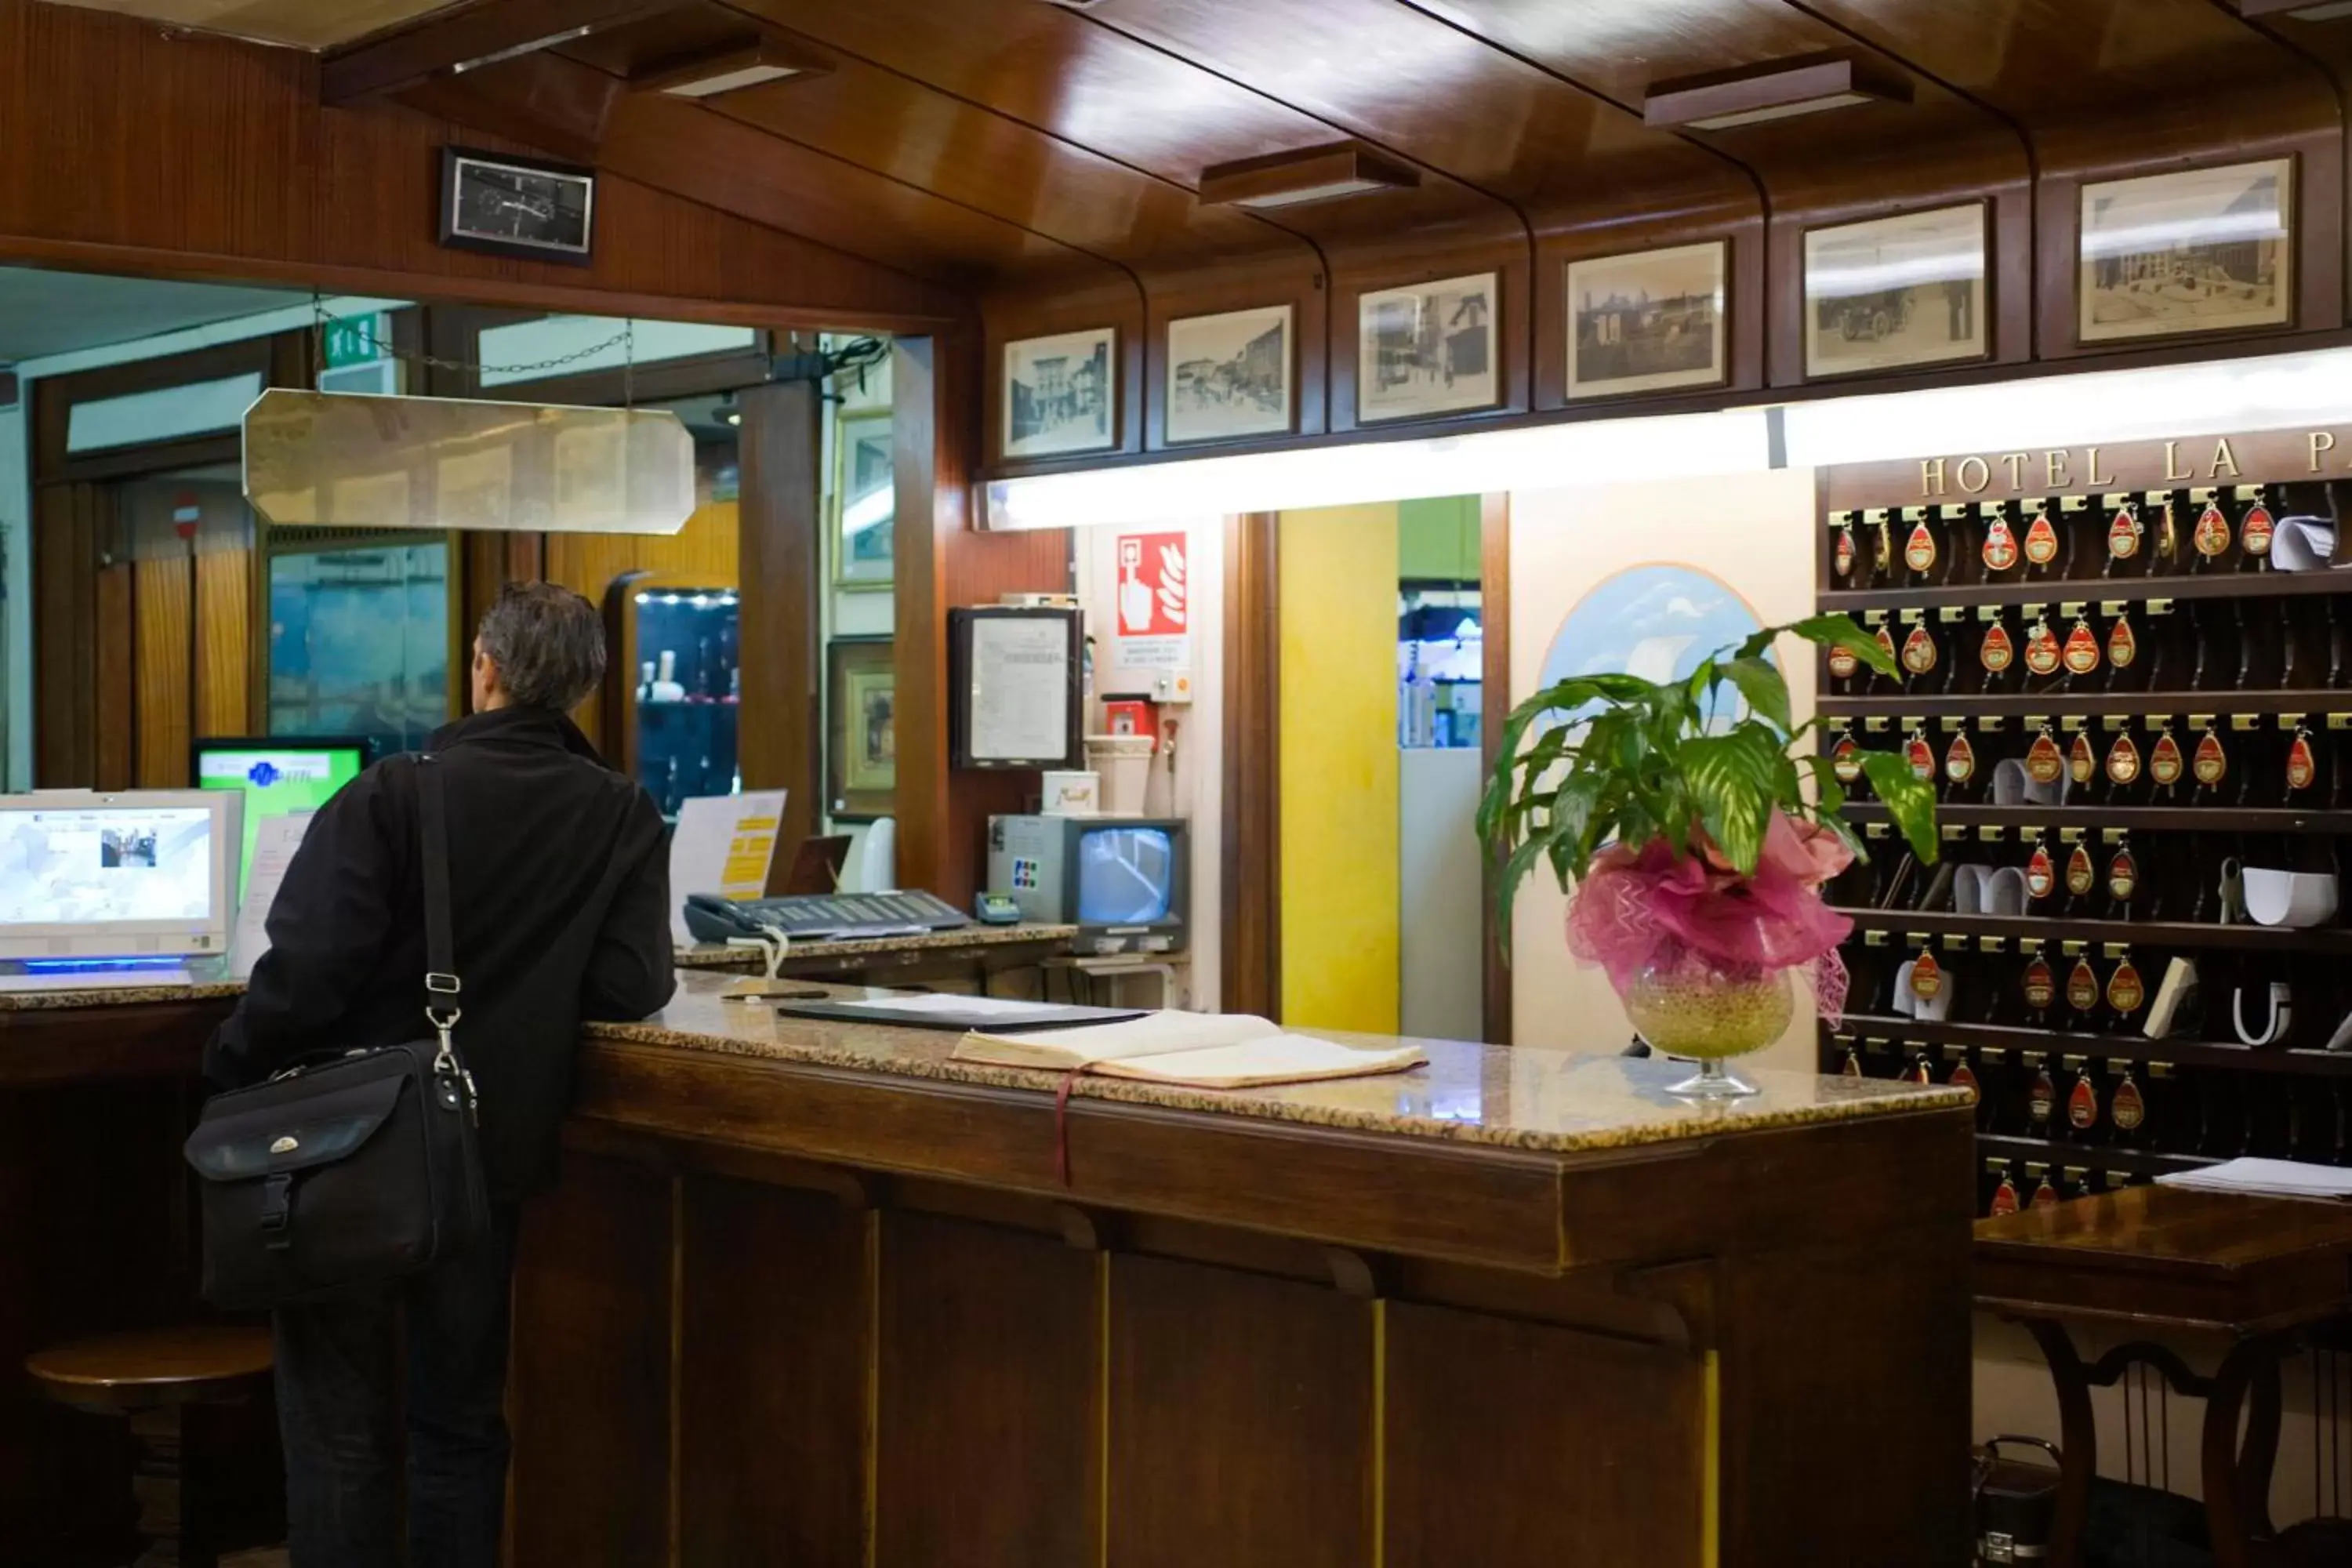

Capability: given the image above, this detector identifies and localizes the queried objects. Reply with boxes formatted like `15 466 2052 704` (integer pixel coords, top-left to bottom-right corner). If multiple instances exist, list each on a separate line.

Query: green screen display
195 744 366 902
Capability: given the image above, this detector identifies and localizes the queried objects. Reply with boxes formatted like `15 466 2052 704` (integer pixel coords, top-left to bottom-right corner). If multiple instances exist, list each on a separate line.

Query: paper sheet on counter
230 811 314 980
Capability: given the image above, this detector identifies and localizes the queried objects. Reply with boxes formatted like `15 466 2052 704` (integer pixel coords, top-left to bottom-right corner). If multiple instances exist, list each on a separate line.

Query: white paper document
669 790 786 946
230 811 314 980
967 616 1070 762
2156 1157 2352 1201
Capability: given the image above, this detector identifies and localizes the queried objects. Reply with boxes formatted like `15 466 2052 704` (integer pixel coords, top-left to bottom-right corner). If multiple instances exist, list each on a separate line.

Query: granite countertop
673 921 1080 971
0 978 246 1013
586 971 1972 1157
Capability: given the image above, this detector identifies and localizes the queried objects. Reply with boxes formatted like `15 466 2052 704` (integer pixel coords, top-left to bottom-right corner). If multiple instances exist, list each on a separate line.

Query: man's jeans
271 1204 519 1568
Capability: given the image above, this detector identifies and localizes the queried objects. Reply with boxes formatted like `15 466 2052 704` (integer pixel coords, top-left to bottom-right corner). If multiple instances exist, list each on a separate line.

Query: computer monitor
192 736 367 899
0 790 239 960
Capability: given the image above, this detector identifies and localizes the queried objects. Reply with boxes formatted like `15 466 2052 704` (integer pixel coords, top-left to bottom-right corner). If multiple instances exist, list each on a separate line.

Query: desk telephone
683 890 971 946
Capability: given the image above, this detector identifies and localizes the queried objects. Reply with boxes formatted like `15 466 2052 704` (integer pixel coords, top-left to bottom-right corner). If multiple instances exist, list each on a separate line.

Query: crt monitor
0 790 240 960
985 815 1189 953
193 736 368 898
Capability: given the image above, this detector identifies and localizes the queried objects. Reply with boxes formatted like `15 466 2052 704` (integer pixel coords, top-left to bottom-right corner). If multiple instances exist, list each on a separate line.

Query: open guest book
950 1011 1427 1091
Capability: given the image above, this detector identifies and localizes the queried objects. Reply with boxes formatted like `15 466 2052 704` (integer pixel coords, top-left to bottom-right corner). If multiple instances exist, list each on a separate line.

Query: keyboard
684 889 972 945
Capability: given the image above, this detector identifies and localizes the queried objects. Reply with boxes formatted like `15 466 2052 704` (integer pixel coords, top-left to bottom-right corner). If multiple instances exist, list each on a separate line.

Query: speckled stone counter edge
585 1014 1974 1157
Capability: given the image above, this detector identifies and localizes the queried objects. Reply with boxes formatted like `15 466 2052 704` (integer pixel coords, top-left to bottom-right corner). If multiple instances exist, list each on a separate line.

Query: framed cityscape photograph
830 406 893 590
1802 203 1987 378
1166 304 1292 444
826 636 896 821
2078 158 2292 344
1002 328 1116 459
1566 241 1727 400
1356 272 1498 423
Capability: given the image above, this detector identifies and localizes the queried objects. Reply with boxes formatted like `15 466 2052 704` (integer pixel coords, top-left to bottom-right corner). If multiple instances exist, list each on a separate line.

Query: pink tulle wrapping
1564 815 1854 1025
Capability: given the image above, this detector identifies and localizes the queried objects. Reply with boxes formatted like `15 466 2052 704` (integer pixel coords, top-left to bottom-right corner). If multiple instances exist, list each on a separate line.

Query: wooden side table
1976 1186 2352 1568
26 1327 274 1568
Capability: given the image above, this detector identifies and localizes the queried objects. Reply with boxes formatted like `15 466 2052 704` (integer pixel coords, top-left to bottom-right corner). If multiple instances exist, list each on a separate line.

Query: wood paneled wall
0 0 958 332
892 334 1073 906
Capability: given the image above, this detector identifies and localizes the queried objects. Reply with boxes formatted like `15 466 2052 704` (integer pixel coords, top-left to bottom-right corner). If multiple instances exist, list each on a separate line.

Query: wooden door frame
1218 497 1514 1042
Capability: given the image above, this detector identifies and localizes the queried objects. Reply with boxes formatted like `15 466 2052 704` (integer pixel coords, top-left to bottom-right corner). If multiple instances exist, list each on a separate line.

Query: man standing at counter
206 581 674 1568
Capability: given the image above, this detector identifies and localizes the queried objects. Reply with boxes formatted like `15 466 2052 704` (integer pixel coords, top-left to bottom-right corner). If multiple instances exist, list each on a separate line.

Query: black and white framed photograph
1356 272 1498 423
1802 203 1986 378
1003 328 1116 459
438 146 595 265
2078 158 2292 344
1166 304 1292 444
1566 241 1727 400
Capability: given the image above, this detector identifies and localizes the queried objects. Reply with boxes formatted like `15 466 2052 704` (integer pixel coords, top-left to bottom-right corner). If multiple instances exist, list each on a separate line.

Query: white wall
1399 746 1483 1040
1507 468 1823 1073
1073 518 1224 1011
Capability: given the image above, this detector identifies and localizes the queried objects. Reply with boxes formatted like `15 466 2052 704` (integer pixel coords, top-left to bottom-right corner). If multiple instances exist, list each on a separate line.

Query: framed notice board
948 606 1083 770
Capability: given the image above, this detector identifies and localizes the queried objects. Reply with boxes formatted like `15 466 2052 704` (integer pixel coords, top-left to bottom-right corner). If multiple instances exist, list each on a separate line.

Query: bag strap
417 753 462 1036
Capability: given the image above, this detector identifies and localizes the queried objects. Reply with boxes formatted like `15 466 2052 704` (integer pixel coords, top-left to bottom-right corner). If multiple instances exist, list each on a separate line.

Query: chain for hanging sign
309 296 639 383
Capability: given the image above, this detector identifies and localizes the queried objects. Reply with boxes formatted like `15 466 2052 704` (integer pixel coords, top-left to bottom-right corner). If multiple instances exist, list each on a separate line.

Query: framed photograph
1356 272 1499 423
437 146 594 265
2078 158 2292 344
826 636 896 821
1003 328 1116 459
1166 304 1292 443
831 407 894 590
1802 203 1987 378
1566 241 1727 400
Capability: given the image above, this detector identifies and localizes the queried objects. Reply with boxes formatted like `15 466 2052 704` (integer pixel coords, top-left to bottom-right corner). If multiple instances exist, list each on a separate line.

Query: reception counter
5 971 1974 1565
514 972 1977 1568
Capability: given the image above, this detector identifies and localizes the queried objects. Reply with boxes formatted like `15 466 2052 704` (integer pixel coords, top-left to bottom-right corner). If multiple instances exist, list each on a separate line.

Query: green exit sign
322 314 387 371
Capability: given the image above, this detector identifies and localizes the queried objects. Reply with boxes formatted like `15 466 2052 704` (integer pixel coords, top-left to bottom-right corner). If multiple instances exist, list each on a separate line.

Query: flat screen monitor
193 737 367 899
0 790 239 960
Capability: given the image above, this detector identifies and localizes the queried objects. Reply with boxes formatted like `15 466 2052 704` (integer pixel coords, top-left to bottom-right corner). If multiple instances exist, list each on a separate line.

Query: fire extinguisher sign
1113 531 1192 671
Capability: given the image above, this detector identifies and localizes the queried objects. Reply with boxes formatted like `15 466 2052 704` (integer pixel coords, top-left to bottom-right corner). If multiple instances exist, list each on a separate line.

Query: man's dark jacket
205 707 674 1198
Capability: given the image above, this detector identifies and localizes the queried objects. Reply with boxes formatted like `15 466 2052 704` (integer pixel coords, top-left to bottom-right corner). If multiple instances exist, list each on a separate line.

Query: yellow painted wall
1278 503 1401 1032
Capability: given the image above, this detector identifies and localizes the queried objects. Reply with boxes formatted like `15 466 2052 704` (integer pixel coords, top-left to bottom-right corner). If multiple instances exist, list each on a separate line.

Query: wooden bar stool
26 1326 274 1568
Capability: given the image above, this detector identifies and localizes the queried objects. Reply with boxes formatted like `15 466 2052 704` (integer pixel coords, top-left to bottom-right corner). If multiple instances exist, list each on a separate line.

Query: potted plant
1478 614 1939 1098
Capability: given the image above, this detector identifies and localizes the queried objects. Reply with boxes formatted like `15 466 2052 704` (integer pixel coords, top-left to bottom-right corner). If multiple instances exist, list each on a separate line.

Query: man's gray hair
477 581 606 712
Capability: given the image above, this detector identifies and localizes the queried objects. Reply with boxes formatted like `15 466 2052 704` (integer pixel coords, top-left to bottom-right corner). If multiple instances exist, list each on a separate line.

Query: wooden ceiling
38 0 2352 462
48 0 2324 292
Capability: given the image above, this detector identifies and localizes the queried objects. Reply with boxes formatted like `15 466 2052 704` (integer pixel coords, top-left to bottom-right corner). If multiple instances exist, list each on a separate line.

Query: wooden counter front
514 974 1980 1568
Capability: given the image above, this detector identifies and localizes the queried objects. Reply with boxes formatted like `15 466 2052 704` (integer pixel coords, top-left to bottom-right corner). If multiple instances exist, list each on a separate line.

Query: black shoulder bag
183 753 492 1311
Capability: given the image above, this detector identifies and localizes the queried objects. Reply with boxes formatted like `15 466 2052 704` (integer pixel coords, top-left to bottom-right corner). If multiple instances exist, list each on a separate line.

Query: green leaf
1722 656 1792 734
1740 612 1897 678
1857 750 1940 865
1678 729 1781 874
1492 835 1549 961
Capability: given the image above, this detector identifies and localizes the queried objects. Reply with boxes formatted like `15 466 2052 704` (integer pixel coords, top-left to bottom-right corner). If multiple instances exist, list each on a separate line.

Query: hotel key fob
975 892 1023 926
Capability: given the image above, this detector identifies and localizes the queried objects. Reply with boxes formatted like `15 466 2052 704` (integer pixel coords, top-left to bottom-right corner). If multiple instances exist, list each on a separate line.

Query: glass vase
1623 952 1793 1100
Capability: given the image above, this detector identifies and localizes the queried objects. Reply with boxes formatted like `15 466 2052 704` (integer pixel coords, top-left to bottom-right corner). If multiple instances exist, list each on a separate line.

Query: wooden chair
27 1326 274 1568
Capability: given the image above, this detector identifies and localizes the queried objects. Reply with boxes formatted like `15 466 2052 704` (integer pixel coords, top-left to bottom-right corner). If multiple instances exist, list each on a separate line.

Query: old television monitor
193 736 367 900
985 815 1189 953
0 790 239 969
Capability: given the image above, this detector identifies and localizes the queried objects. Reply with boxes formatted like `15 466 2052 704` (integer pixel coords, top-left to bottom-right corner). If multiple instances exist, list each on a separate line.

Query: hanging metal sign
242 389 695 535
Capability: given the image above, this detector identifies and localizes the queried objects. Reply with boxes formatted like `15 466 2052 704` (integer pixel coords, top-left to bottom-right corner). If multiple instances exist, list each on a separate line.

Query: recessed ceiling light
629 36 826 100
1646 51 1911 132
2231 0 2352 16
1199 141 1420 212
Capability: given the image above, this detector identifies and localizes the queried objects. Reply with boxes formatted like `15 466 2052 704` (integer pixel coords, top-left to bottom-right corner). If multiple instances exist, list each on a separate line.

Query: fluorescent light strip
2290 1 2352 18
1686 92 1871 132
1229 179 1392 210
663 64 801 96
990 341 2352 533
985 412 1772 532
